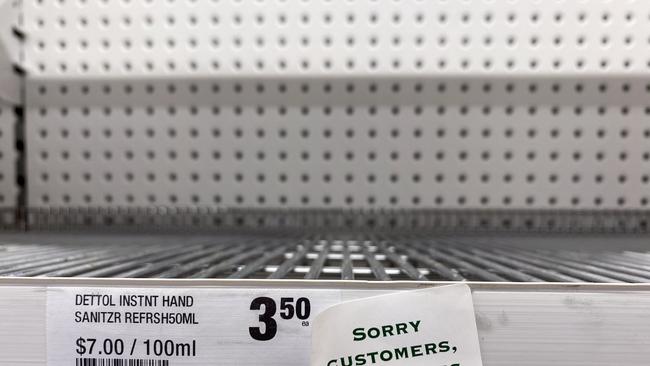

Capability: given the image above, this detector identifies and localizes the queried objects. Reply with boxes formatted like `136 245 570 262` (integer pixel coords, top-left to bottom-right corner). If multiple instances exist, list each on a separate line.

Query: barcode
75 359 169 366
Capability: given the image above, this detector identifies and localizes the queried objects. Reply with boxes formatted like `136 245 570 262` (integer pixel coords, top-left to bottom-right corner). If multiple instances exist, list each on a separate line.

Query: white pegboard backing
22 0 650 211
0 103 16 211
23 0 650 78
26 98 650 210
0 0 22 104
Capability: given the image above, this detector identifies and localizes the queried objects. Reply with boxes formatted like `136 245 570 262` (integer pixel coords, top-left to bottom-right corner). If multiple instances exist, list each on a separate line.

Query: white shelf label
311 284 483 366
47 287 341 366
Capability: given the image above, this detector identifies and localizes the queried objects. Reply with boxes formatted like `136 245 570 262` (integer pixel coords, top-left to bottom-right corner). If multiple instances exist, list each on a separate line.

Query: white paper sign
311 284 483 366
47 287 341 366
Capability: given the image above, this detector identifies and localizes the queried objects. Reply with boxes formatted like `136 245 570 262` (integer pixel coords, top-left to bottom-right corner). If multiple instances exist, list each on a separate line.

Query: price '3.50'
249 297 311 341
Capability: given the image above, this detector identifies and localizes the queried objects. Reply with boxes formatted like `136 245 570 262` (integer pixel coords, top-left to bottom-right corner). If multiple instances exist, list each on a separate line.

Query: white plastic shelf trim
1 280 650 366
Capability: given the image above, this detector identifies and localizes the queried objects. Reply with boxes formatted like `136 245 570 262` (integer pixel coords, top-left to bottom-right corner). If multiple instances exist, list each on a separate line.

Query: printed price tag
311 284 483 366
47 287 341 366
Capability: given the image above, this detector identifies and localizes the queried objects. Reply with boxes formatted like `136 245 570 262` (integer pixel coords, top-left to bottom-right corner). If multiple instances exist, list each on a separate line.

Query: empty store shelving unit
1 1 650 365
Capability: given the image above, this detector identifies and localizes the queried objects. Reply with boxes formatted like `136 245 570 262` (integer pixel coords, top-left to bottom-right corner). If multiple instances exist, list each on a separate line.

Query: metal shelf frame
1 232 650 282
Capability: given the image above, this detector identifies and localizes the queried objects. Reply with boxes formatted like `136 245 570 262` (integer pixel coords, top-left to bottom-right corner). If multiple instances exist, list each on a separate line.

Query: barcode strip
75 358 169 366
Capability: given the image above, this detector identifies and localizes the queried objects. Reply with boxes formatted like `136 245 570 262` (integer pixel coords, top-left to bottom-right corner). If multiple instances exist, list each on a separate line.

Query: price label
47 287 341 366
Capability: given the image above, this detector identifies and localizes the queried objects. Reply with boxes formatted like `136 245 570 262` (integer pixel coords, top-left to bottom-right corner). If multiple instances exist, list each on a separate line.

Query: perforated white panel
23 0 650 77
0 103 16 210
23 0 650 210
